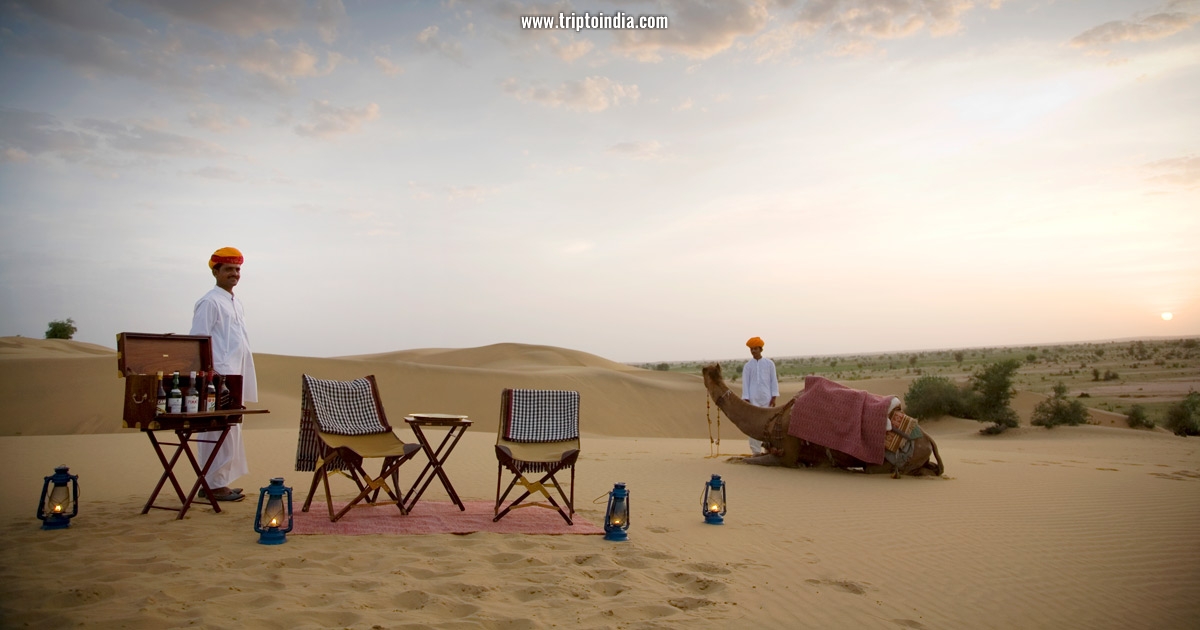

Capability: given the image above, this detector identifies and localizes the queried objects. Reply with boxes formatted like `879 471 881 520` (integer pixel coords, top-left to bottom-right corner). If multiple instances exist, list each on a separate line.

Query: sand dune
1 337 1197 628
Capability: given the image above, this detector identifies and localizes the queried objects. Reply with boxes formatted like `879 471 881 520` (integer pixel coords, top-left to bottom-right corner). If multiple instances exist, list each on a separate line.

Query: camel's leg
780 436 803 468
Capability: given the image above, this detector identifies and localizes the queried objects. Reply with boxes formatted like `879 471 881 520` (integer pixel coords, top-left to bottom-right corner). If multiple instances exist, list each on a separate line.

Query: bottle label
156 399 167 414
185 395 200 414
168 398 183 414
205 397 216 412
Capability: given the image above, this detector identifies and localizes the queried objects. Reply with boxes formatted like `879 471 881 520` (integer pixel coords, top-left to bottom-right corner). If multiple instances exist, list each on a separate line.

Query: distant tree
1025 353 1037 363
953 351 964 366
1091 368 1101 382
45 318 77 340
1103 370 1119 381
908 355 918 368
1126 405 1154 429
1031 382 1090 428
1095 348 1105 357
1164 393 1200 437
970 359 1022 434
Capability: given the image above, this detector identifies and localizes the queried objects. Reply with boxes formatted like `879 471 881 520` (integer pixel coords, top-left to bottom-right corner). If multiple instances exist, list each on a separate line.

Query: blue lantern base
257 529 287 545
41 516 71 530
704 514 724 525
603 529 628 541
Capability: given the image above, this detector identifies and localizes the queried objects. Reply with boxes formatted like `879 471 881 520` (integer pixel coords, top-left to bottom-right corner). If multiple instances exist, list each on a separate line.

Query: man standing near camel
742 336 778 455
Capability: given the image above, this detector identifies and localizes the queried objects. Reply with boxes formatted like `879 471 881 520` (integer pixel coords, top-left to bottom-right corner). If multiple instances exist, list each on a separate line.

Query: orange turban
746 337 764 348
208 247 244 269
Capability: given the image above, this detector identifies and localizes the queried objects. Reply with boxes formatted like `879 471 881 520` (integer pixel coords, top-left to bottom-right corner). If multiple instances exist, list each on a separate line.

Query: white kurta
190 286 257 488
741 357 779 406
742 357 779 455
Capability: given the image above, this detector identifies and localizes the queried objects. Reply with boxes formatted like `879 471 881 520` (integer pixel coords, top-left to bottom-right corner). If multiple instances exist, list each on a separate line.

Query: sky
1 0 1197 364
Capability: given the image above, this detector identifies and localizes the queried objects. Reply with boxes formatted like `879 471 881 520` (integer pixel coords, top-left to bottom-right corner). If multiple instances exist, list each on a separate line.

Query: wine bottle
155 371 167 415
205 372 217 412
167 371 183 414
218 374 233 410
185 370 200 413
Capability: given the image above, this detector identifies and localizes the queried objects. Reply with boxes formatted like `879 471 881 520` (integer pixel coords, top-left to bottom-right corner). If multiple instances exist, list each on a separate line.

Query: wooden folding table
401 414 472 512
140 411 269 519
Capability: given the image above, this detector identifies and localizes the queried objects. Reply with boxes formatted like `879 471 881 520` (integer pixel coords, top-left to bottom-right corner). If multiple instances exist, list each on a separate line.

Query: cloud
502 76 640 112
612 0 769 61
796 0 978 41
0 109 98 160
606 140 664 160
191 165 244 181
547 35 594 62
407 181 496 202
1144 154 1200 189
375 55 405 76
235 39 341 88
186 104 250 132
1070 9 1200 53
134 0 346 42
16 0 152 38
294 100 380 138
416 25 466 64
1 0 346 91
77 118 226 156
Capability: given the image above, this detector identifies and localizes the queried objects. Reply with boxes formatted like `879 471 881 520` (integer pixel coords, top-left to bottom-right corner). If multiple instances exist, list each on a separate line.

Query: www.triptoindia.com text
520 12 669 31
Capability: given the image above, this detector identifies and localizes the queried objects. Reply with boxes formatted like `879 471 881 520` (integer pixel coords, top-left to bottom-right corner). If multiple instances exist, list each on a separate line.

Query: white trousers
196 424 248 488
748 437 764 455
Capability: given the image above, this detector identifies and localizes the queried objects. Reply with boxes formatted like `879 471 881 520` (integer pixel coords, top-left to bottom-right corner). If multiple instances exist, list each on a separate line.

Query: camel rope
706 394 722 458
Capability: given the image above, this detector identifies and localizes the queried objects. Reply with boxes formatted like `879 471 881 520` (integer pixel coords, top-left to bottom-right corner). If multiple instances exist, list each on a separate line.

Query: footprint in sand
805 578 869 595
667 597 715 611
892 619 927 629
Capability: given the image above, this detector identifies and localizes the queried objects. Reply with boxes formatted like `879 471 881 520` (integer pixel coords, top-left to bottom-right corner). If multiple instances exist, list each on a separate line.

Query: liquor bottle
167 371 183 414
185 370 200 413
196 371 208 412
205 372 217 412
218 374 233 410
155 371 167 415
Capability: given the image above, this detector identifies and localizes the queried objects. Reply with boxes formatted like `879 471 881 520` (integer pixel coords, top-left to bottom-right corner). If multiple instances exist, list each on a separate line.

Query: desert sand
1 336 1198 629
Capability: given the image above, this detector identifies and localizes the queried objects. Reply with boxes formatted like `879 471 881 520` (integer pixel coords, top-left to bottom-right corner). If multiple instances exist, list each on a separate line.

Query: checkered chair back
501 389 580 443
295 374 390 472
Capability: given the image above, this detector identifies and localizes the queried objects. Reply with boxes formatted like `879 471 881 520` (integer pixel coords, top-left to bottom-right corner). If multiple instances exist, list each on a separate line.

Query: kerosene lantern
254 477 293 545
702 474 726 525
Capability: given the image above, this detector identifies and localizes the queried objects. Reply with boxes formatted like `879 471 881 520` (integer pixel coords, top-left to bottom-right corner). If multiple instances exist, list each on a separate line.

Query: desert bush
45 318 77 340
1164 393 1200 437
970 359 1022 433
904 376 974 419
1126 405 1154 429
1103 370 1119 381
1031 382 1090 428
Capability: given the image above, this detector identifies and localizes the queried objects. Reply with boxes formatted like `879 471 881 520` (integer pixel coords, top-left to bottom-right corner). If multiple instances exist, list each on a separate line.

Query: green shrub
904 376 974 419
1031 382 1090 428
1164 393 1200 437
1126 405 1154 429
970 359 1021 433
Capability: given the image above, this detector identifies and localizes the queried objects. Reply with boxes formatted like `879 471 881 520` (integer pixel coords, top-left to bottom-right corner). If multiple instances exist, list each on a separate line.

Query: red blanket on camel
787 376 894 465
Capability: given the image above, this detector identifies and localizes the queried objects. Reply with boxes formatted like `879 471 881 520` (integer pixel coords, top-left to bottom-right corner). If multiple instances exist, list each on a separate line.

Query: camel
702 363 943 477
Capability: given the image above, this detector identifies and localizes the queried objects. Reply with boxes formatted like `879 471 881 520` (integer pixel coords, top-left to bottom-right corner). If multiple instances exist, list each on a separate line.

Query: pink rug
292 501 604 536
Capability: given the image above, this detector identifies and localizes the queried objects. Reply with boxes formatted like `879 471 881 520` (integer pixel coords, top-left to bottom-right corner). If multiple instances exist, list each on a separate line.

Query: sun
1162 312 1173 321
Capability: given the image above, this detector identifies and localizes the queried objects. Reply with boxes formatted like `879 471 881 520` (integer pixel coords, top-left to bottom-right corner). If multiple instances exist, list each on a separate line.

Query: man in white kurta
190 247 257 501
741 336 779 456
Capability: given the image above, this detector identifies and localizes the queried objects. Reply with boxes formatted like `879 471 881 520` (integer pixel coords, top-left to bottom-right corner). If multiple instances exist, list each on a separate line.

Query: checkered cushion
304 375 389 435
503 389 579 443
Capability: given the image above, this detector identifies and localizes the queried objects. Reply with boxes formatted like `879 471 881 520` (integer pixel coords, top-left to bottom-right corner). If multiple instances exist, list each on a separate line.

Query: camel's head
701 363 725 388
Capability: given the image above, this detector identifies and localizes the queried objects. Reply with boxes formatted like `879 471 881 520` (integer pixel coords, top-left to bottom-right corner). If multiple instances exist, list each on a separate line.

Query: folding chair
295 374 422 522
494 388 580 525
